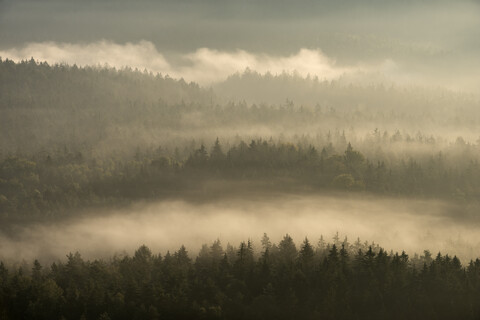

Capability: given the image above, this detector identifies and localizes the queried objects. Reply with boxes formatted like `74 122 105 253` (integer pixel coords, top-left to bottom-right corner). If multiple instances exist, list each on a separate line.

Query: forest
2 59 480 319
2 59 480 221
1 235 480 319
2 58 480 157
2 138 480 222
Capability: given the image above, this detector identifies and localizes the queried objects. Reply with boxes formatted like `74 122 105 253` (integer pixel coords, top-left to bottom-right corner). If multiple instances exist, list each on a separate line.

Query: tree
332 173 355 189
298 238 315 273
210 138 226 164
278 234 297 267
344 143 365 178
261 233 272 255
187 144 208 168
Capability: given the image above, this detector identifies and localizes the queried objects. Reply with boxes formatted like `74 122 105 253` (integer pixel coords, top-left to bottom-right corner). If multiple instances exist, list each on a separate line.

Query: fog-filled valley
2 0 480 318
2 194 480 264
2 59 480 259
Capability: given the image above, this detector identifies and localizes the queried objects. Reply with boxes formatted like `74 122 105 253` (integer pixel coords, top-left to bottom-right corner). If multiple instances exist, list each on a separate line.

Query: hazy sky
1 0 479 89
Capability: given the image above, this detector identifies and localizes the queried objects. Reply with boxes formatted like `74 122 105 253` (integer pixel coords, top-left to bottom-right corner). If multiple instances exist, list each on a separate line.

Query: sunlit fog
2 194 480 264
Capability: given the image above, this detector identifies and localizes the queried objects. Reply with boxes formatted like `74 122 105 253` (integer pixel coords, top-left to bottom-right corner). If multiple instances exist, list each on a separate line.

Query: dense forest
2 138 480 222
2 59 480 319
2 59 480 222
1 235 480 319
2 58 480 157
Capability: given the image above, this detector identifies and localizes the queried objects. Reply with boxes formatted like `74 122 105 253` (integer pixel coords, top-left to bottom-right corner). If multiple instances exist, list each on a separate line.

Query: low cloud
3 40 470 90
0 40 171 74
0 40 358 85
180 47 353 84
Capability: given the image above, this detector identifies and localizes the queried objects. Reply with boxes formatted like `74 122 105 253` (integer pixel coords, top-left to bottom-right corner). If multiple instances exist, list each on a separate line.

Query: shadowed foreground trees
1 236 480 319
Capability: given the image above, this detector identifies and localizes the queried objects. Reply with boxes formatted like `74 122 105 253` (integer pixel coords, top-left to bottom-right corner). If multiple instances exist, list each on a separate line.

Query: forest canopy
1 235 479 319
1 59 480 222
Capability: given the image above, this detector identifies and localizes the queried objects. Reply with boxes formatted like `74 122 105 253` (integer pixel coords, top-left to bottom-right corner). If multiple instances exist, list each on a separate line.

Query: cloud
0 40 171 73
179 47 352 84
1 39 477 93
0 40 355 85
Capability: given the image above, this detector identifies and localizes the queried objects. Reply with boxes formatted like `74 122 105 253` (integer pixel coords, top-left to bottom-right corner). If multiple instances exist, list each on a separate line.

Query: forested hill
2 59 480 158
215 69 480 113
2 59 480 221
0 58 213 155
0 58 209 107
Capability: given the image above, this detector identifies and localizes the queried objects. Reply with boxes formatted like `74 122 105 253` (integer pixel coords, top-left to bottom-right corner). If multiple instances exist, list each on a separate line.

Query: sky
0 0 479 89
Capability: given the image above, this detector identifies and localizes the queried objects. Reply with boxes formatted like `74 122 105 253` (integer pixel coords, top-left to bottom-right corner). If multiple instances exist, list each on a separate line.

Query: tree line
0 234 479 319
2 139 480 220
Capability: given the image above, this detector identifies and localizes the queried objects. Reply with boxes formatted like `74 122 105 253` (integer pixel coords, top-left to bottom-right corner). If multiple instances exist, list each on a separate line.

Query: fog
1 0 480 92
0 41 360 85
1 193 479 264
2 40 480 92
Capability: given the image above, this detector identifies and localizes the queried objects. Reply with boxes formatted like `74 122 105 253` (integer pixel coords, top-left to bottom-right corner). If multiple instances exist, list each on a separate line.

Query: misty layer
1 39 479 92
0 42 352 85
1 0 480 92
1 195 479 264
1 59 480 158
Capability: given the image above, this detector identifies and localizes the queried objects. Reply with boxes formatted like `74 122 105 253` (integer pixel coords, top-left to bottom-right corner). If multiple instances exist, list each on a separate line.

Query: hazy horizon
1 0 480 91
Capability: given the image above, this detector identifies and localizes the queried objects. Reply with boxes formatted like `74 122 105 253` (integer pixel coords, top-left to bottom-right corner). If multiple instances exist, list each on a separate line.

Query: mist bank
2 40 479 92
0 42 352 85
1 0 479 79
1 194 479 264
